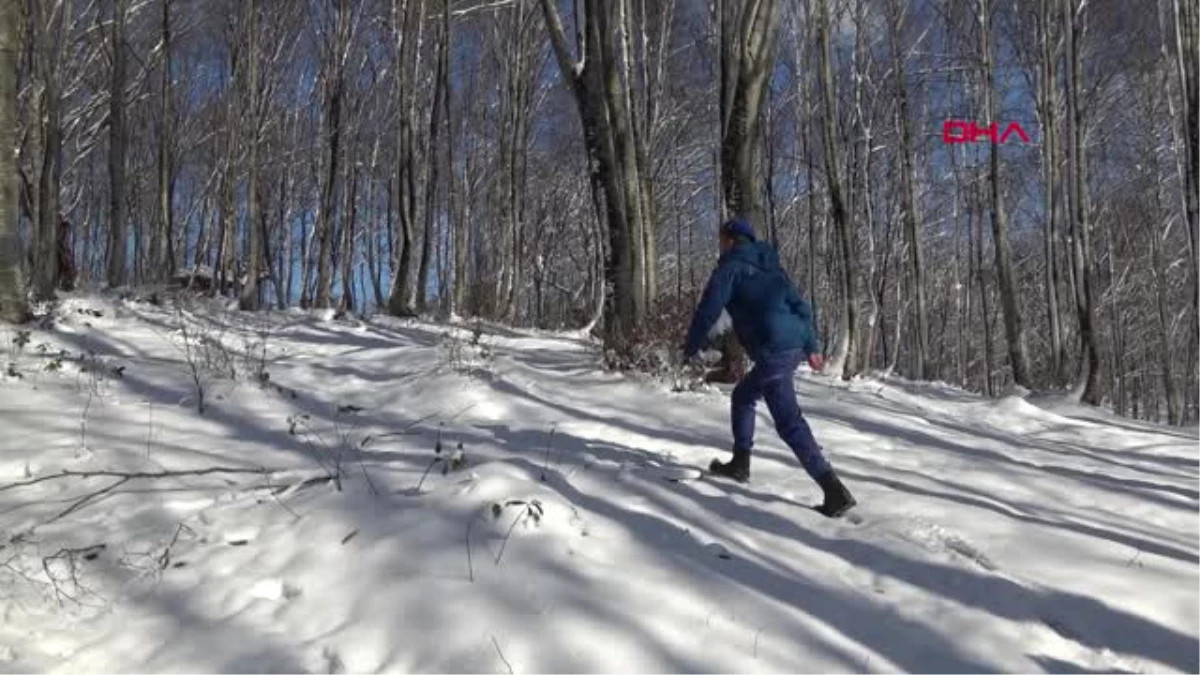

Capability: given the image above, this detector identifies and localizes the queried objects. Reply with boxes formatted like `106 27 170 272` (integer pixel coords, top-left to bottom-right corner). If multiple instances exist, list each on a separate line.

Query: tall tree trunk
1063 0 1101 404
280 164 293 309
720 0 781 228
974 173 996 396
315 2 350 310
1102 214 1125 414
0 0 25 321
818 0 858 379
1038 0 1065 383
339 126 359 313
443 0 463 318
539 0 649 352
387 0 425 316
1172 0 1198 295
417 14 447 313
1152 159 1180 420
240 0 262 310
106 0 128 289
980 0 1032 389
156 0 176 282
889 0 929 380
30 0 62 302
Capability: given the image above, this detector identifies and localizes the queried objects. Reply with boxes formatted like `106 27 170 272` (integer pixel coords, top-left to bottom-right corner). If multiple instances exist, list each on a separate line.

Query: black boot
815 470 856 517
709 451 750 483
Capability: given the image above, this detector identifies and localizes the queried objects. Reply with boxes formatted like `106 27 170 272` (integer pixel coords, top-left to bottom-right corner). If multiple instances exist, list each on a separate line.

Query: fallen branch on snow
0 466 289 494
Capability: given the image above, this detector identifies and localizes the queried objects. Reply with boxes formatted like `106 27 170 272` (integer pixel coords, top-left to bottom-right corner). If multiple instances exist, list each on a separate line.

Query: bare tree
887 0 930 380
719 0 780 228
239 0 264 310
817 0 859 379
26 0 65 301
155 1 176 282
105 0 128 288
313 0 358 309
539 0 652 351
387 0 425 317
1062 0 1101 404
979 0 1032 388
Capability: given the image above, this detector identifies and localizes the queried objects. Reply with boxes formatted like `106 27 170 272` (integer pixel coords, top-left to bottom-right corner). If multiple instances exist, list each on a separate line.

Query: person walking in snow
683 218 856 518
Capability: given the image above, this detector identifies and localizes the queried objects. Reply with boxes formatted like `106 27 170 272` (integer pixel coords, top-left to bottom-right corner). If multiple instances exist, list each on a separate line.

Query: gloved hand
807 353 825 372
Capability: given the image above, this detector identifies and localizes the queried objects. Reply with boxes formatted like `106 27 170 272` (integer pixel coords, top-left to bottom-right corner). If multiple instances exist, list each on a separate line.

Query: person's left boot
709 451 750 483
815 470 856 517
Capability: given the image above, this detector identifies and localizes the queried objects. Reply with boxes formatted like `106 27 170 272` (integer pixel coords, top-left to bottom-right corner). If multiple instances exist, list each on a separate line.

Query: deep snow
1 294 1196 673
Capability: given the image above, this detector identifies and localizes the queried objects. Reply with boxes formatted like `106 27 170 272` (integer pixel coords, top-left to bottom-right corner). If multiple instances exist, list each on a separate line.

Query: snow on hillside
1 294 1196 673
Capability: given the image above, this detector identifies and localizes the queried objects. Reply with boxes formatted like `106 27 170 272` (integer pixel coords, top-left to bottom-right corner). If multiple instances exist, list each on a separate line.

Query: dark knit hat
720 218 757 241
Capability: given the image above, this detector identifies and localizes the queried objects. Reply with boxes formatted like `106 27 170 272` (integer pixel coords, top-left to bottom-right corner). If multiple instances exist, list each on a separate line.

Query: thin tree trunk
443 0 461 318
240 0 262 310
890 0 929 380
1150 221 1179 424
156 0 176 282
418 14 447 313
1039 0 1065 383
340 138 359 313
106 0 128 289
818 0 858 379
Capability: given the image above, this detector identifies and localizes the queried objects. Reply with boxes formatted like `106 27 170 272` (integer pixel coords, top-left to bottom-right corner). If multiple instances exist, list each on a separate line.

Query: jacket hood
725 240 781 272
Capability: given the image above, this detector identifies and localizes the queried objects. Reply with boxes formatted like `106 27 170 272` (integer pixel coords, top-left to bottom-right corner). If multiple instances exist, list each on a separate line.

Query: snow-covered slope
1 295 1196 673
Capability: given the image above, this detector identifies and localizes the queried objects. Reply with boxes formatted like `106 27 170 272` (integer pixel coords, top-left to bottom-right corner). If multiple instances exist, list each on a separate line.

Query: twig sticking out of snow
492 499 543 566
491 636 514 675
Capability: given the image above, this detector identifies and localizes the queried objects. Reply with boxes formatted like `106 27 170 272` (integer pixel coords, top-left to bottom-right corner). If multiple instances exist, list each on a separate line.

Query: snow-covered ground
1 294 1196 673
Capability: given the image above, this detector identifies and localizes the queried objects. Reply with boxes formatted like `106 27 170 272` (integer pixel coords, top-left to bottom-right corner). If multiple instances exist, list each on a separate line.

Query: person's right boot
815 470 856 517
709 450 750 483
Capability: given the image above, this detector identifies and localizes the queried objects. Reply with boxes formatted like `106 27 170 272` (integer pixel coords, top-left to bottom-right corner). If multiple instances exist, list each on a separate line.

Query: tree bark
106 0 128 289
889 0 930 380
539 0 650 352
1063 0 1101 404
1038 0 1065 383
30 0 62 302
387 0 425 317
156 0 176 282
720 0 782 229
0 0 25 321
1173 0 1198 295
818 0 859 380
316 0 353 310
239 0 263 310
418 11 447 314
980 0 1032 389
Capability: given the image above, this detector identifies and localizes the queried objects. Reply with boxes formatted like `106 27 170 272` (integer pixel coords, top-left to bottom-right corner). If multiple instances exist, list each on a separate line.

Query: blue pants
731 350 832 480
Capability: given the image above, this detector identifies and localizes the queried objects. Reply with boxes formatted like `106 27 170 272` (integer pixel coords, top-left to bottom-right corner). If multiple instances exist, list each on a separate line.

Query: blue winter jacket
685 240 820 363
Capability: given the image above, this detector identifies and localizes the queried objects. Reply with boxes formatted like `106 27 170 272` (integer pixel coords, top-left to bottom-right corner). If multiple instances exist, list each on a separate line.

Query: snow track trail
1 295 1196 673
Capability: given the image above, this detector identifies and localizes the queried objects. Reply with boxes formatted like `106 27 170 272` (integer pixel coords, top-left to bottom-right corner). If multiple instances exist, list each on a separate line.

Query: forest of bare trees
0 0 1196 425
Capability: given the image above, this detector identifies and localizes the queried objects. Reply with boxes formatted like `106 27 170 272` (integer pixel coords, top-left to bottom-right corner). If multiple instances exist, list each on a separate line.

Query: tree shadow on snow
703 477 1199 674
479 427 997 672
